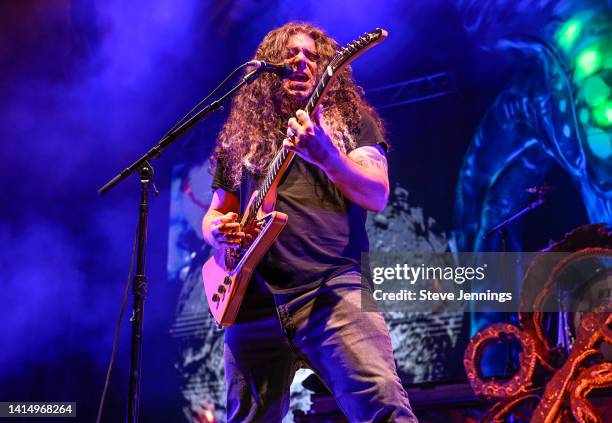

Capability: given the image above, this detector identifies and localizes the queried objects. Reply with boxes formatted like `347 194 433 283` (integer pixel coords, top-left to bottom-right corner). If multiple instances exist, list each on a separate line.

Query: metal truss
366 70 457 110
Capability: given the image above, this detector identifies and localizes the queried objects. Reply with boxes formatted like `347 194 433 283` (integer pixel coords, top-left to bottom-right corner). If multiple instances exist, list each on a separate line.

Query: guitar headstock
329 28 388 74
300 28 388 119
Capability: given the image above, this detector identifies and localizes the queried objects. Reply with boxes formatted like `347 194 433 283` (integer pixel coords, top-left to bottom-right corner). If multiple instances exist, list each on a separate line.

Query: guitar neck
242 28 388 223
245 67 334 221
303 68 332 116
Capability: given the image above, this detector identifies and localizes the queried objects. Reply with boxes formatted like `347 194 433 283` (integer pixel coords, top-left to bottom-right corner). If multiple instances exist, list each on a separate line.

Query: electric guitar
202 28 388 326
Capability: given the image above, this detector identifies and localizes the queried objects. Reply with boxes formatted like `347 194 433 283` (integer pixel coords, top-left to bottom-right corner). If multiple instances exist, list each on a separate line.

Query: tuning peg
212 293 220 303
218 285 226 294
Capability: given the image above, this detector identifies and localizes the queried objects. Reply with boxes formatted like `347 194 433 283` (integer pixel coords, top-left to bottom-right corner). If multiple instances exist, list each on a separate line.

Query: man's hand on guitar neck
283 106 390 213
284 106 338 166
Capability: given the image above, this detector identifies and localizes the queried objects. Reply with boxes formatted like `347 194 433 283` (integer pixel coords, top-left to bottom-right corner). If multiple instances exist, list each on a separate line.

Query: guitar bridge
223 214 274 270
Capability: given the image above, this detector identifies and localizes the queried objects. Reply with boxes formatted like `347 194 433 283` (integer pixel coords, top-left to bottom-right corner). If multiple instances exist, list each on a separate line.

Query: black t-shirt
211 112 387 293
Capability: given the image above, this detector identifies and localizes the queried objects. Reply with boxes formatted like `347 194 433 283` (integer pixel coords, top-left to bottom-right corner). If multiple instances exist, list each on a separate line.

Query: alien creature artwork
453 0 612 253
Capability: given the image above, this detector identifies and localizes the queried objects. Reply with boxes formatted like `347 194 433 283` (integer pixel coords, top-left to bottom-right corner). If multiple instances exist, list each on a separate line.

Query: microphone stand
483 193 547 242
482 188 548 375
98 67 262 423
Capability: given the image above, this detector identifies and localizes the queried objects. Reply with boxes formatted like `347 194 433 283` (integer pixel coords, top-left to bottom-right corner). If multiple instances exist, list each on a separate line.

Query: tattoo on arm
356 156 387 171
350 146 388 174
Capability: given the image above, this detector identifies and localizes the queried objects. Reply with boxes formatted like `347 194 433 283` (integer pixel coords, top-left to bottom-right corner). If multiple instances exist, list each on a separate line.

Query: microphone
247 60 293 78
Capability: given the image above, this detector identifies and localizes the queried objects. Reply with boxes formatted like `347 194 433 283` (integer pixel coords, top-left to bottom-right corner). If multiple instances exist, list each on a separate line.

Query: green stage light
583 76 610 107
576 48 602 79
557 19 582 49
592 101 612 127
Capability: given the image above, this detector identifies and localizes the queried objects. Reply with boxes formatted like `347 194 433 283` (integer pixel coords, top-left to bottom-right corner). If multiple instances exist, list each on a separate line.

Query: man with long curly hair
202 22 417 422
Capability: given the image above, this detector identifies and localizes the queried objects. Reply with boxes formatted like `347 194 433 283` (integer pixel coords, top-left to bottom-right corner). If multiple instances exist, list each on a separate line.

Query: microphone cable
95 222 138 423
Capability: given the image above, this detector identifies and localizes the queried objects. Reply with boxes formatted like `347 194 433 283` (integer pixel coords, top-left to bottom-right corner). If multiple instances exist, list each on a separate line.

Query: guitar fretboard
244 67 333 222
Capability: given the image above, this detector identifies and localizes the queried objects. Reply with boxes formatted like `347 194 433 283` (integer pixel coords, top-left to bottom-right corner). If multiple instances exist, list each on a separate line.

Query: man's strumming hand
207 212 245 250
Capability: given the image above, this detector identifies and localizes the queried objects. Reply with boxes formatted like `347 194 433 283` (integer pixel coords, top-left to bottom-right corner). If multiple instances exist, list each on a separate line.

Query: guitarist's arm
324 145 390 213
202 189 245 249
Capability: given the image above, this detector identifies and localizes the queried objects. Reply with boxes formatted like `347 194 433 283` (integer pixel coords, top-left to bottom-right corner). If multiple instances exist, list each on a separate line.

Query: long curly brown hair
212 22 385 190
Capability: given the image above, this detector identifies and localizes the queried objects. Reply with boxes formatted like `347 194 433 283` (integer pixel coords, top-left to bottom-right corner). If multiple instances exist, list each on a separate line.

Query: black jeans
224 271 418 422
